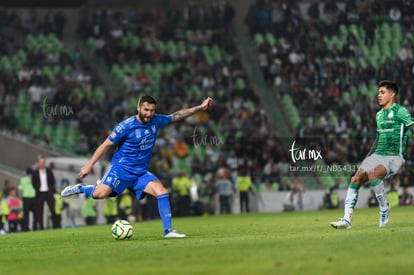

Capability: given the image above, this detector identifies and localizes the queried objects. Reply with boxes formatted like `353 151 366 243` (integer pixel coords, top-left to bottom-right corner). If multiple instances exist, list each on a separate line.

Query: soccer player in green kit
331 80 414 229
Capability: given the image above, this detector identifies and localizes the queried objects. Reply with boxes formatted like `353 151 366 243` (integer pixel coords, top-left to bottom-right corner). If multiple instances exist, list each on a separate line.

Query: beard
138 112 151 123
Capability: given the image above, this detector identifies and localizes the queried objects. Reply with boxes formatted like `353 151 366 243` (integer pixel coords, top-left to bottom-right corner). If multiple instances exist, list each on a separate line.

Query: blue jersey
108 114 172 175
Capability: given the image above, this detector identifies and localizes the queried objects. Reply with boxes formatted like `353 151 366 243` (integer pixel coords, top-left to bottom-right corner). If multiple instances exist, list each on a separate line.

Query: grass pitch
1 206 414 275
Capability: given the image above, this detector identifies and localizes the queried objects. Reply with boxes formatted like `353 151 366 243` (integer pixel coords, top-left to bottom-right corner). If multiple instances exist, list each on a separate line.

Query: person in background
321 187 339 209
172 171 193 217
215 170 234 214
0 192 10 235
118 189 133 221
63 178 83 228
82 195 97 226
104 197 118 224
32 155 58 229
199 173 216 215
2 179 11 198
54 191 64 228
387 179 399 208
18 168 36 231
63 192 81 228
399 186 413 206
289 179 304 212
236 166 253 213
329 187 339 208
278 177 291 191
6 187 22 233
367 189 379 207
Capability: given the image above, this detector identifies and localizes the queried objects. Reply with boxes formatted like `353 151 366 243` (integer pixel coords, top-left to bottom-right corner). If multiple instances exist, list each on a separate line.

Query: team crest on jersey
388 111 394 118
135 129 141 138
151 125 156 133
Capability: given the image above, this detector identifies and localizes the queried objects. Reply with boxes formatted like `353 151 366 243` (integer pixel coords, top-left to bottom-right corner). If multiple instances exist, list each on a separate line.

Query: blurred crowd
0 8 110 150
245 0 414 186
1 4 294 190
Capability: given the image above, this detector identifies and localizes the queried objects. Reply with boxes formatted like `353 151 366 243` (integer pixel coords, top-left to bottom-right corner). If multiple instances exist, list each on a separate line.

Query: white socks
372 180 388 211
343 183 360 222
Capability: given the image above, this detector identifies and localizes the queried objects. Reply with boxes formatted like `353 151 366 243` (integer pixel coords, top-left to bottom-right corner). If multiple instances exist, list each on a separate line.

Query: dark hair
138 95 157 106
26 168 33 175
378 80 399 95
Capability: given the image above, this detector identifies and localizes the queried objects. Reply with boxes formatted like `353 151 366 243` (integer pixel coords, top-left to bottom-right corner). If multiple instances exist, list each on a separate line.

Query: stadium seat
253 33 264 47
93 87 105 100
30 115 45 136
86 37 96 51
265 32 276 47
235 77 246 91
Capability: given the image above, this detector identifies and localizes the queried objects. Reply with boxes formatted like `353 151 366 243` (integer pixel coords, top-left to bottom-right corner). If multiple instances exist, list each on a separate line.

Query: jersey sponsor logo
113 179 120 188
138 137 155 149
110 131 117 138
139 137 154 144
379 120 395 124
140 144 153 150
115 125 124 133
378 129 394 133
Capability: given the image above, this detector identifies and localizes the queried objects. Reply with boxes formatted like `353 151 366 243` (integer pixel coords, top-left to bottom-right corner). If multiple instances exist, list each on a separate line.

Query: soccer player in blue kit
62 95 213 238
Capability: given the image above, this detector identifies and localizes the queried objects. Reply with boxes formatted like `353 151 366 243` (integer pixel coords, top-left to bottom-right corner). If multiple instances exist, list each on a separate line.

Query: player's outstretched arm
171 97 213 123
79 138 115 179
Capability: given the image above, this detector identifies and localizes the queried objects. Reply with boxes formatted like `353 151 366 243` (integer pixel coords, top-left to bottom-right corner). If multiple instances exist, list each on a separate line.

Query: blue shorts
100 164 159 200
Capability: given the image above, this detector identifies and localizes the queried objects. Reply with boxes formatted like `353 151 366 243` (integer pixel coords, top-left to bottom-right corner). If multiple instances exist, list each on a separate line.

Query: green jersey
375 103 414 158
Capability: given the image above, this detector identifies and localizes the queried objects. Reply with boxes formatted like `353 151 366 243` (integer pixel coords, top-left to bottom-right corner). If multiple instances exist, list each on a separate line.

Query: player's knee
92 186 113 199
350 175 363 185
92 191 106 199
367 174 382 182
351 170 369 185
154 183 168 197
145 181 169 197
157 185 168 196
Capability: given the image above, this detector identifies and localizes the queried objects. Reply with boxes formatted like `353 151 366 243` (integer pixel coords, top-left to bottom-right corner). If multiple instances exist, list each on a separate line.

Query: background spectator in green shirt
18 168 36 231
82 196 97 226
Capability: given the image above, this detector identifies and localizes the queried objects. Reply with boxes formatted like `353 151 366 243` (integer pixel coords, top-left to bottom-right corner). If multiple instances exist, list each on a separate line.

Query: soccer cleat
330 218 352 229
379 203 390 228
164 230 186 238
61 184 82 197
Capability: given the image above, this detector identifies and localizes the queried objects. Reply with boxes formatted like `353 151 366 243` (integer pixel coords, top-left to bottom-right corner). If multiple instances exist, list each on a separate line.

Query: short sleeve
108 121 128 144
155 114 172 127
398 106 414 127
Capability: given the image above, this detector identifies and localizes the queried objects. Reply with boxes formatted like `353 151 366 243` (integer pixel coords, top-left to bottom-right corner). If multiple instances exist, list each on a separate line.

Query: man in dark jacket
32 155 58 229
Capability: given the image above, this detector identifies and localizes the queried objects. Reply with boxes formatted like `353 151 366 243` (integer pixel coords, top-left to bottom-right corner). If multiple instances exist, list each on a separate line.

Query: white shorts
359 153 404 178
